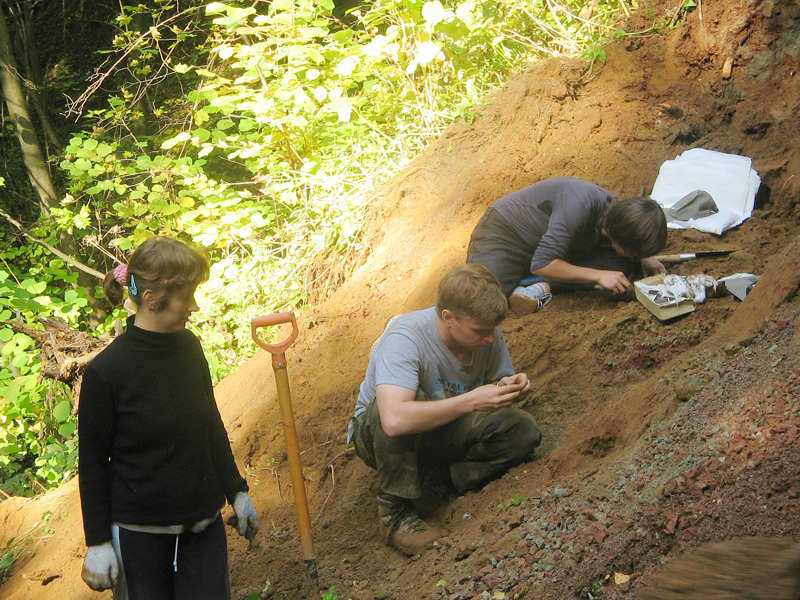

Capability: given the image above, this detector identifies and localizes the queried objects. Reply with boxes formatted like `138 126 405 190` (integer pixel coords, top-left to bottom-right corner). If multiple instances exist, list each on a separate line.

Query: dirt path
1 0 799 599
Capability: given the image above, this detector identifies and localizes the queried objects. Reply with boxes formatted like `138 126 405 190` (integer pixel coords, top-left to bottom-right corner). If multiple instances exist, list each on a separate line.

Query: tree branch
65 6 199 118
0 206 105 279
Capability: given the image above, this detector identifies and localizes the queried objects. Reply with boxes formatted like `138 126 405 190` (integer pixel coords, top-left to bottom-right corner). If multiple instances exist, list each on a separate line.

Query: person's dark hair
436 264 508 325
103 237 209 309
602 197 668 259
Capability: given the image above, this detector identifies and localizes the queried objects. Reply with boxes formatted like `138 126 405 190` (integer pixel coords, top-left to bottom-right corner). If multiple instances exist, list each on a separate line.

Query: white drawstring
173 535 179 572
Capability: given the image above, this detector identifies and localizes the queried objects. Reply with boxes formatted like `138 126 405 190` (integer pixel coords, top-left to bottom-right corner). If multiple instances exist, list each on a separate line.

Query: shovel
252 313 318 589
653 250 735 264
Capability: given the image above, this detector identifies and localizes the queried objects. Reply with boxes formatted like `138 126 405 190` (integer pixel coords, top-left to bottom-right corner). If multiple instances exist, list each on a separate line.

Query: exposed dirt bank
1 0 799 599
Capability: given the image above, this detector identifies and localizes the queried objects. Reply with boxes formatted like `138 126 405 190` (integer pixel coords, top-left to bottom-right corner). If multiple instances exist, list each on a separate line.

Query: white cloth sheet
650 148 760 235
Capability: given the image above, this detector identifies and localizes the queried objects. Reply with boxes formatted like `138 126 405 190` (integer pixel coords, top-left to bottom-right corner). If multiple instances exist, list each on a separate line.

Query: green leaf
58 423 76 437
161 204 182 216
194 128 211 142
53 401 72 422
195 109 210 125
73 158 93 172
305 47 325 64
21 280 46 294
11 353 29 369
95 143 114 158
298 27 327 40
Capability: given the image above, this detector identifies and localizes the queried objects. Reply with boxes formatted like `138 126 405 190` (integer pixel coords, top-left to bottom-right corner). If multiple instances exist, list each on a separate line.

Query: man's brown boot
377 493 443 555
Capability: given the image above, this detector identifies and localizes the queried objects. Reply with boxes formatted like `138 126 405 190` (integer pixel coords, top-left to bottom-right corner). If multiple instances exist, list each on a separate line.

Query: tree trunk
0 2 107 325
18 2 63 156
0 2 57 215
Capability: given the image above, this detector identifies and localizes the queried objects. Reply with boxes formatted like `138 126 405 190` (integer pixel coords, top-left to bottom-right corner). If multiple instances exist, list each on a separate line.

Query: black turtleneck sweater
78 316 247 546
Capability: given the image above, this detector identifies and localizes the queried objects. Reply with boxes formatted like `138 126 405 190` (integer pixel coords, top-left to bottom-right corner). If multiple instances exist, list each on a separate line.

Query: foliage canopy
0 0 653 494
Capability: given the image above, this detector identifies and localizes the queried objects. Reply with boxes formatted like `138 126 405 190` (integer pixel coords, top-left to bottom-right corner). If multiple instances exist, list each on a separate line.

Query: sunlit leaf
335 55 360 77
162 131 191 149
415 41 444 66
336 102 352 122
456 3 476 29
205 2 226 15
313 86 328 102
422 1 448 26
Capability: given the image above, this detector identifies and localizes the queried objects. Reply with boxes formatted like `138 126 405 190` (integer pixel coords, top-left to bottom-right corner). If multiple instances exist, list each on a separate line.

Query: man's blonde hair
436 264 508 325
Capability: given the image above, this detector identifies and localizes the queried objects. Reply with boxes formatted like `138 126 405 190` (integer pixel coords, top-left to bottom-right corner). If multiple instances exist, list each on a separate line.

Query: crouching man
348 264 542 555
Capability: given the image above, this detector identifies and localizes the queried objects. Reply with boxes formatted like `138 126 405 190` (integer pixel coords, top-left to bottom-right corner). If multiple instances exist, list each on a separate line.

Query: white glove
233 492 260 538
82 541 119 591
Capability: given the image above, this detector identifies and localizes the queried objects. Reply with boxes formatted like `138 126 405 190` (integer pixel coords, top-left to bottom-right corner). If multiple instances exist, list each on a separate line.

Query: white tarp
650 148 760 235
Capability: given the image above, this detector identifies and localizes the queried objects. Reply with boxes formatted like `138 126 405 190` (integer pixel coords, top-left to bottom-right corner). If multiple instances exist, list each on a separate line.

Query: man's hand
496 373 531 395
470 375 529 412
595 270 632 293
377 374 530 437
640 257 667 277
233 492 260 539
82 541 119 591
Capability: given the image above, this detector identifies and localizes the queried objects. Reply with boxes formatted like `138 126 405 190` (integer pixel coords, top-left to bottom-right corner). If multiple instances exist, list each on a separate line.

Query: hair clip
129 274 138 296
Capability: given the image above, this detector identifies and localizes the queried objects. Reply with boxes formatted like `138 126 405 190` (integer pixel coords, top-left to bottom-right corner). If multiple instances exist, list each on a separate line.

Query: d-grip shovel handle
250 312 319 588
251 313 298 369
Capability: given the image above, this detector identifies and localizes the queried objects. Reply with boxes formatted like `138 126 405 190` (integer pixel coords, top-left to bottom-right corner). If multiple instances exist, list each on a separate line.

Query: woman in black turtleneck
78 237 258 600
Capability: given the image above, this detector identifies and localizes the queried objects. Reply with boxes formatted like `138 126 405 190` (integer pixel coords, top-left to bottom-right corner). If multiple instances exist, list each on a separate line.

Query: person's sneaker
377 493 443 555
509 283 552 315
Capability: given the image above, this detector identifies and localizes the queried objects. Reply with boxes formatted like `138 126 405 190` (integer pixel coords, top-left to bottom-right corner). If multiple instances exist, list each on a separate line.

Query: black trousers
467 207 638 296
117 515 230 600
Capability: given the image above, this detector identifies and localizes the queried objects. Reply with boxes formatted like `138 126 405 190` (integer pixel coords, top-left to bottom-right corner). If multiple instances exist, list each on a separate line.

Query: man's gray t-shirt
491 176 616 272
348 307 514 442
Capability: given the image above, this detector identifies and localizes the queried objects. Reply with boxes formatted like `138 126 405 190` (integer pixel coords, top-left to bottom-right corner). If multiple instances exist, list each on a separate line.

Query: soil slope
1 0 800 599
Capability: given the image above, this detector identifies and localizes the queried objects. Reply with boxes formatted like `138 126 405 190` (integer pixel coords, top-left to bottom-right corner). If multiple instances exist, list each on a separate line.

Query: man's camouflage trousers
351 397 542 499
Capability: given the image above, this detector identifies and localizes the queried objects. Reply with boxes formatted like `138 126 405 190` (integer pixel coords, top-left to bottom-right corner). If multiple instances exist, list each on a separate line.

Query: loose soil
2 1 800 599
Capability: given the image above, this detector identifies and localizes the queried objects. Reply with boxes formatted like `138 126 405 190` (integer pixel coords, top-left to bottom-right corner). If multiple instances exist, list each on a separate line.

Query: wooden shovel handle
653 254 691 263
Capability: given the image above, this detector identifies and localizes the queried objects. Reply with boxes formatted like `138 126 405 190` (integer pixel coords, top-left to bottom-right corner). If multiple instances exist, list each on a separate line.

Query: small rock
553 486 571 498
739 335 756 347
723 343 740 356
722 56 734 79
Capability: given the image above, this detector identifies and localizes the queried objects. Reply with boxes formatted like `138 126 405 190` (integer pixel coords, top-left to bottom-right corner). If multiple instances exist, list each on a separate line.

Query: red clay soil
2 1 800 599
